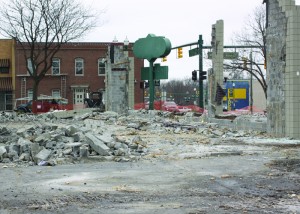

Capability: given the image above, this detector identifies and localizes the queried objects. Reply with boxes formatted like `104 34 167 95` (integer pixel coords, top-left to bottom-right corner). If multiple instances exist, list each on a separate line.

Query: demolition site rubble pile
0 110 268 166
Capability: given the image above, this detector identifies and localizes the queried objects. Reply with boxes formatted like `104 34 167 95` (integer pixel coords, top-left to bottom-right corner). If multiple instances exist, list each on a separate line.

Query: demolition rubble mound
0 109 269 167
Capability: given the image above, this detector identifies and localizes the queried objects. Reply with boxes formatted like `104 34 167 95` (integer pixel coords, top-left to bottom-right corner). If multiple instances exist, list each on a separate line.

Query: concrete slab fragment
85 133 111 156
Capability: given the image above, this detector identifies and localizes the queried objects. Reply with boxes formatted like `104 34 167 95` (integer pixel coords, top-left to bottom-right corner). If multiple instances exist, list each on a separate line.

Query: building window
0 59 10 73
52 89 61 98
52 58 60 75
5 93 13 110
27 58 34 75
27 89 33 99
75 58 84 76
98 58 105 76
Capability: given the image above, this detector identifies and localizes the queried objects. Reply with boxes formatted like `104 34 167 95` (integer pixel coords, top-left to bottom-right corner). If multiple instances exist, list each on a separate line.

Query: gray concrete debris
1 108 293 168
80 145 89 158
85 133 111 156
34 148 52 163
0 146 7 160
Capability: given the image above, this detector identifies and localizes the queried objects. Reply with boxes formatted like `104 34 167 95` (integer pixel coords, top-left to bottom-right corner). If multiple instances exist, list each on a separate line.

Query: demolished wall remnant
266 0 300 138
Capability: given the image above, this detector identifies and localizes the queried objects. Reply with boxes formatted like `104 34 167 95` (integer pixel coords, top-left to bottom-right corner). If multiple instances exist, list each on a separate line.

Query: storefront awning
0 77 13 91
0 59 10 68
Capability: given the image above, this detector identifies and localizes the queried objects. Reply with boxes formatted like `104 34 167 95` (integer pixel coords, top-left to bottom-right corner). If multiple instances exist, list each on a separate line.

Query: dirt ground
0 114 300 214
1 142 300 213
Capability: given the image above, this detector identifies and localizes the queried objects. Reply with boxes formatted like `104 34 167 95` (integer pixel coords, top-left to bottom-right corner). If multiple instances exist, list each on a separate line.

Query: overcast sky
82 0 264 80
0 0 264 80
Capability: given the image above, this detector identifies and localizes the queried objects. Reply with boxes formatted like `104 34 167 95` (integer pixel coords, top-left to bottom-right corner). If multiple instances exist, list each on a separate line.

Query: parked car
162 101 179 112
15 95 68 113
16 100 32 113
178 106 192 113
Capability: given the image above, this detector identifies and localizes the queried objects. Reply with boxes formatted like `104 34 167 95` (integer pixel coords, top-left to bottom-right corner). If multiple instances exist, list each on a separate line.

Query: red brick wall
15 42 144 104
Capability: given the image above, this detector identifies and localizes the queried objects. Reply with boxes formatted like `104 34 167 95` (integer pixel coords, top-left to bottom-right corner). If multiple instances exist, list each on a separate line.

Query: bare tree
0 0 97 101
161 78 199 105
224 5 267 98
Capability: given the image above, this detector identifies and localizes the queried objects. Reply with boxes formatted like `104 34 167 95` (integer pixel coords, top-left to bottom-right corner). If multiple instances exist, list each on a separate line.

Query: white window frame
27 58 34 75
52 58 60 75
27 89 33 99
75 58 84 76
52 89 61 98
98 58 106 76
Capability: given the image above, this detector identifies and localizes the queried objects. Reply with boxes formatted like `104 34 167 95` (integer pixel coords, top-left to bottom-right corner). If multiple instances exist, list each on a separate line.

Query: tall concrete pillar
266 0 300 138
105 45 129 114
208 20 224 116
127 55 135 109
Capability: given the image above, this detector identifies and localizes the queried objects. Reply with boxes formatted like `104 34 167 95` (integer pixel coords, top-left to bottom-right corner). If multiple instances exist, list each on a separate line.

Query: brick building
13 41 144 109
0 39 15 111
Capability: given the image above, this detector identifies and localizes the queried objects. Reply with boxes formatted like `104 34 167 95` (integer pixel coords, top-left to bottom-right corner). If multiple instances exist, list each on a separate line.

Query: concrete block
30 143 44 161
85 133 111 156
65 142 82 157
80 145 89 158
19 153 31 161
9 144 20 155
65 125 79 136
35 149 52 162
34 133 51 145
0 146 7 160
18 138 33 154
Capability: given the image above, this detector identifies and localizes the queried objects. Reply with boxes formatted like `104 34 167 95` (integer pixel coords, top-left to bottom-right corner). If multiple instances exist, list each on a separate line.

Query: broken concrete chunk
95 134 114 144
35 148 52 163
0 127 10 135
114 148 127 156
30 143 44 162
131 136 147 147
34 133 51 145
0 146 7 160
18 138 33 154
127 123 141 129
45 141 56 149
55 142 65 150
65 125 79 137
65 142 83 148
63 148 72 155
85 133 111 156
9 144 20 155
65 142 82 157
80 145 89 158
19 153 31 161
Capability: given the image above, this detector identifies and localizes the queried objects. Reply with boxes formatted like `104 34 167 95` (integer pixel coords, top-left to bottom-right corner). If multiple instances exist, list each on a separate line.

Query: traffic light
177 47 183 58
264 60 267 69
192 70 197 81
154 80 160 86
200 71 207 80
162 57 167 62
140 81 144 89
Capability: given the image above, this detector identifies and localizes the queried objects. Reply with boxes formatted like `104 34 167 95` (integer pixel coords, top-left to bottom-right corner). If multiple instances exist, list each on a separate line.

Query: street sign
133 34 171 61
224 52 239 59
189 48 199 57
207 51 239 60
133 34 172 111
141 63 168 80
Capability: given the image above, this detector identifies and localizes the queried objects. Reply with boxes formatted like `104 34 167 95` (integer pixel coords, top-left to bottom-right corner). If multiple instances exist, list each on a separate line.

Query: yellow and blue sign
223 80 249 111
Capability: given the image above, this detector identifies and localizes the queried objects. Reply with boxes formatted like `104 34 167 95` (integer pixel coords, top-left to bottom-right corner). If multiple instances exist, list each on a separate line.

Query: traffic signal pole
171 40 261 111
149 59 155 110
198 35 204 109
